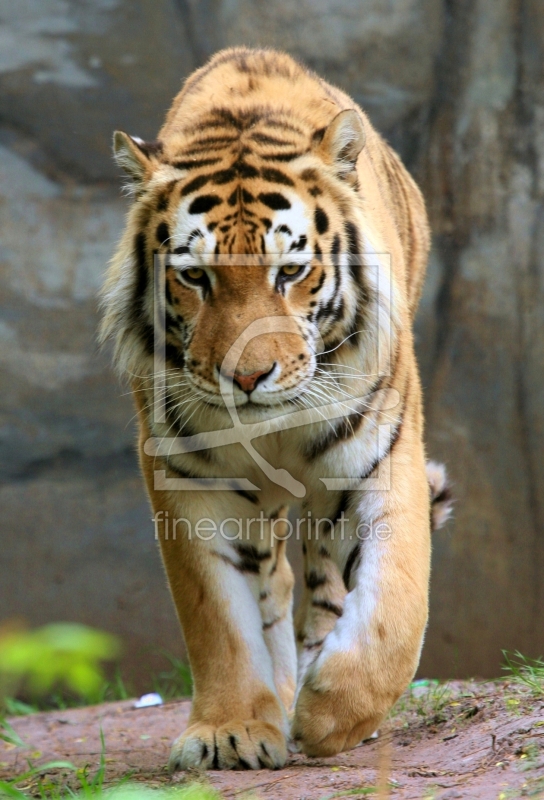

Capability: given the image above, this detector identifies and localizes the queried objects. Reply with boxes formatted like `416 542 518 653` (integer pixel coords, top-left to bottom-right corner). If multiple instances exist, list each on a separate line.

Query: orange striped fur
100 48 451 769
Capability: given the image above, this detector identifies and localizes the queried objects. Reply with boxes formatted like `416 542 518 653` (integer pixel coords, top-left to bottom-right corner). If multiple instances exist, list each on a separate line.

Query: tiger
100 47 453 771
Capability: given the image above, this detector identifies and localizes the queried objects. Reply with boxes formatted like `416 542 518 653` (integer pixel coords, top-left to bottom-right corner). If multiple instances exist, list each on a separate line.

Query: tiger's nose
221 364 276 393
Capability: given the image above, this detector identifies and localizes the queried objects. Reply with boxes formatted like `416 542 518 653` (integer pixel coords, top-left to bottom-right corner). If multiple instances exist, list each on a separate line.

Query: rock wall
417 0 544 676
0 0 542 684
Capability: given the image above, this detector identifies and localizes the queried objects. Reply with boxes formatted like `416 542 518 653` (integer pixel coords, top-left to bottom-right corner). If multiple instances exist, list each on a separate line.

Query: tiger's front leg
143 468 293 770
292 437 431 757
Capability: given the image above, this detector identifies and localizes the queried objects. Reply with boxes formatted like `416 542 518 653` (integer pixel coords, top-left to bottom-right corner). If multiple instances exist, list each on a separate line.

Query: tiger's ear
113 131 163 191
314 110 365 184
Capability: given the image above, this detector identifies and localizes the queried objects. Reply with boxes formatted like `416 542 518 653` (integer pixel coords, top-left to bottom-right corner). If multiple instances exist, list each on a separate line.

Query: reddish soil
1 681 543 799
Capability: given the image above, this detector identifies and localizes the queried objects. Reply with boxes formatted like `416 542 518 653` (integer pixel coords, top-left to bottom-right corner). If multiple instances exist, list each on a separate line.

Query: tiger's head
101 105 373 416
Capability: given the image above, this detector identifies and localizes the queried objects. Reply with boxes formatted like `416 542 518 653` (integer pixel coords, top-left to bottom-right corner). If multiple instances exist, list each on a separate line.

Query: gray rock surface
417 0 544 677
0 0 542 685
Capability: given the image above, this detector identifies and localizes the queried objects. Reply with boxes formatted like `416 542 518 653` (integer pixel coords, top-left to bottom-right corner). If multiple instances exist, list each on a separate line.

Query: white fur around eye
173 197 218 257
265 195 311 257
264 196 312 288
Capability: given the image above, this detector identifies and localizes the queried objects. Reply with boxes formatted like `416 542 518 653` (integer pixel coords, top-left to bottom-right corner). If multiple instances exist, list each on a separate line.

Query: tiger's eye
281 263 302 277
185 267 204 280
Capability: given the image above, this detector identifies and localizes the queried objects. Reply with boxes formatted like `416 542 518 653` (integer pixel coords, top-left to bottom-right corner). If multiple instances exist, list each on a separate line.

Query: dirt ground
1 681 543 799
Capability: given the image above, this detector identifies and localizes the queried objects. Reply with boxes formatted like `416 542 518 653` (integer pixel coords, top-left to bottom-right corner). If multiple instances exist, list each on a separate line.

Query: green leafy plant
0 623 120 707
0 626 207 800
0 621 120 748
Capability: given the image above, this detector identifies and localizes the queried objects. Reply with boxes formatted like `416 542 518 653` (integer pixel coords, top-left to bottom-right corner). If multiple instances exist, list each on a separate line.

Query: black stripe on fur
312 599 343 617
343 544 360 590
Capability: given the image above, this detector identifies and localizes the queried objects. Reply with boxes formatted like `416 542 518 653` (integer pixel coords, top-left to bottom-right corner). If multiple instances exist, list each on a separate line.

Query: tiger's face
109 108 368 413
164 183 351 409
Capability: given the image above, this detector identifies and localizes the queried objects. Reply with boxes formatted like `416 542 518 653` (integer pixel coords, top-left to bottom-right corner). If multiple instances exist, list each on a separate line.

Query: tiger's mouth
184 367 315 411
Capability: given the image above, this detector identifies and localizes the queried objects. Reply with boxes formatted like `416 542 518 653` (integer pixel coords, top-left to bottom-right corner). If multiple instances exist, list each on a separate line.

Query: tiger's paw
292 681 381 757
168 720 287 771
291 650 395 757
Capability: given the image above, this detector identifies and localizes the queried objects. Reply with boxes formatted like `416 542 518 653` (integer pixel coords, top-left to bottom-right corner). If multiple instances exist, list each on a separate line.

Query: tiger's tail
426 460 454 532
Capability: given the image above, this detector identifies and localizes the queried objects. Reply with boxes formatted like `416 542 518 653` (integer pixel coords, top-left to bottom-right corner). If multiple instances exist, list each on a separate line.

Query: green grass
414 680 452 722
0 717 26 748
2 700 36 717
0 764 229 800
503 651 544 695
0 769 223 800
151 653 192 701
388 678 454 726
0 729 223 800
